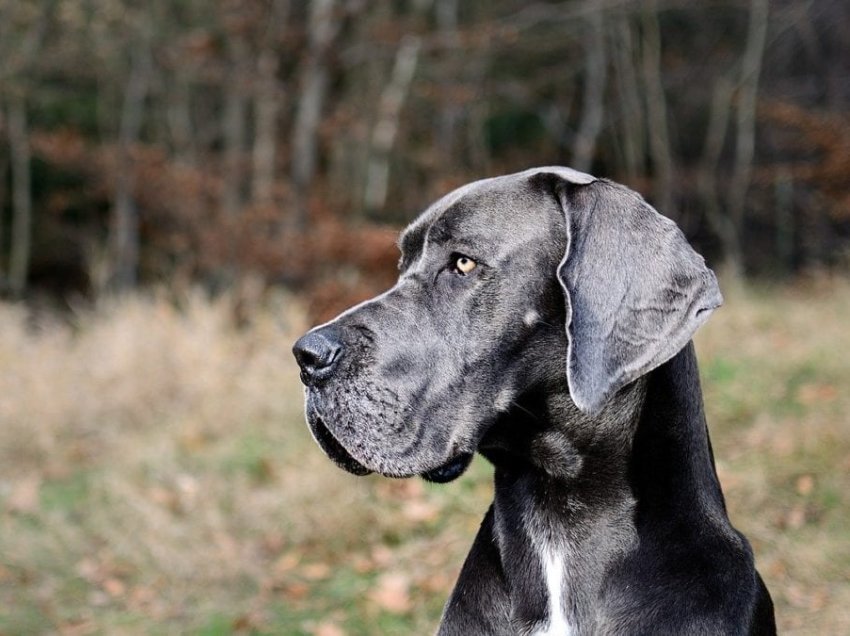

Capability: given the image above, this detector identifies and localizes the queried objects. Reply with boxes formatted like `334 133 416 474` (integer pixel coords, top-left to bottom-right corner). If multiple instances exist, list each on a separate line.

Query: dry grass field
1 279 848 635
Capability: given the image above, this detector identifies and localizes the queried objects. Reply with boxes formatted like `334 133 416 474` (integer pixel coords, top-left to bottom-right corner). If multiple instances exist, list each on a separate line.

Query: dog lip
311 414 373 476
420 452 474 483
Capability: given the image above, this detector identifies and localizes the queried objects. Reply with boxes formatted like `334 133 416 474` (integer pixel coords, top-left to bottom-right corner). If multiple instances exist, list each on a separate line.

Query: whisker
510 400 539 421
536 319 561 329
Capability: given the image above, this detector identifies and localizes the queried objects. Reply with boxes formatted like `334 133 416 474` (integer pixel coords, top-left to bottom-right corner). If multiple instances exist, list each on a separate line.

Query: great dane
293 167 776 635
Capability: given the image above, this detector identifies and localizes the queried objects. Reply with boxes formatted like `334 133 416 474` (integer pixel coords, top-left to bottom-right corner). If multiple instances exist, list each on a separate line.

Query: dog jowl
292 167 775 635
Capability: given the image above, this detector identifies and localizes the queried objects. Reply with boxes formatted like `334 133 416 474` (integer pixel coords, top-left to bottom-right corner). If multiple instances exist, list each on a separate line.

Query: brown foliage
31 130 400 319
759 101 850 220
290 214 400 323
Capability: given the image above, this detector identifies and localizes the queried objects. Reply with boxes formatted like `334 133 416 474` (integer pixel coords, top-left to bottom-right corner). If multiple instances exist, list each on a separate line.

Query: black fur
293 167 776 634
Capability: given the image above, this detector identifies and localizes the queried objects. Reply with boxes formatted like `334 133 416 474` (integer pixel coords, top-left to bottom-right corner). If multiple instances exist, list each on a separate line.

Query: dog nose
293 328 344 384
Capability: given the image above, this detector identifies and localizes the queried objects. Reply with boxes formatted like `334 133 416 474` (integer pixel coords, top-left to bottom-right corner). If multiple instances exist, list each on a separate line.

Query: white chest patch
532 549 572 636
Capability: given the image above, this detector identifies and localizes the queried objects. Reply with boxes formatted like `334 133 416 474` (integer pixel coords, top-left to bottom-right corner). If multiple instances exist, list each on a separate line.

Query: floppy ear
535 167 722 415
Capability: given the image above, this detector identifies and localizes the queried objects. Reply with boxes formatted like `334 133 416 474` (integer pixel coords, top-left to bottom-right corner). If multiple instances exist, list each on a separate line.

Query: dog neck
476 342 729 633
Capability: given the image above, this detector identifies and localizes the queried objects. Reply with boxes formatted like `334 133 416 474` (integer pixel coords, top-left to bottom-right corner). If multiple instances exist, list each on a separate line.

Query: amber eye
454 255 477 275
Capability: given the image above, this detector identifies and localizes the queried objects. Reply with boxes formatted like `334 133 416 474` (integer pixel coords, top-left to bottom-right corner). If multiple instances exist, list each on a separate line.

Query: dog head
293 167 721 482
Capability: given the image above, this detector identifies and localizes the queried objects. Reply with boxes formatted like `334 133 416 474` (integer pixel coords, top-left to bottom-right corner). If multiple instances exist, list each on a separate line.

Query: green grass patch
40 470 91 514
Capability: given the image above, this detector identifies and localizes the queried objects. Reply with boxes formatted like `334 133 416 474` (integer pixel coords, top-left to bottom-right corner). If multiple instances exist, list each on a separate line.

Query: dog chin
309 415 373 476
310 412 474 483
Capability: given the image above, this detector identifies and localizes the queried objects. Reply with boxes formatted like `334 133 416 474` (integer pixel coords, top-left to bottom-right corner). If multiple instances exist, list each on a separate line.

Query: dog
293 167 776 635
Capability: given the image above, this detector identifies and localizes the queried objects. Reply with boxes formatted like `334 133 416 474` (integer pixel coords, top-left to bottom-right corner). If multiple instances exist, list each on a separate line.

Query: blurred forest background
1 0 849 634
0 0 849 307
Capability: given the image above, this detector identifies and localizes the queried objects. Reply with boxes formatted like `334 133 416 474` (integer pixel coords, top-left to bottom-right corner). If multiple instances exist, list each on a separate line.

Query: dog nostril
292 329 344 384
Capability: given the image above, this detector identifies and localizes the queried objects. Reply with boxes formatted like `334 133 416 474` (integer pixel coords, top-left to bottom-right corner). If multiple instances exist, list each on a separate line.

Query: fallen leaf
420 572 453 594
795 474 815 496
261 531 285 554
232 613 263 632
785 504 806 529
796 383 837 405
178 427 210 452
769 430 796 457
282 582 309 601
351 554 373 573
808 587 830 611
274 551 300 575
314 621 346 636
75 558 98 581
369 572 411 614
784 583 829 610
376 479 424 500
401 499 439 523
302 562 330 581
6 475 41 514
371 545 394 567
128 585 156 609
103 577 126 598
57 618 96 636
765 558 787 581
147 486 179 512
175 473 199 498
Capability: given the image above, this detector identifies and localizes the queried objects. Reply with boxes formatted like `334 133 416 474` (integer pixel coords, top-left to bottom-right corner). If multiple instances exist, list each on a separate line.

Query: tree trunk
221 34 250 218
774 169 794 274
364 33 424 215
0 131 7 282
726 0 769 276
253 0 289 208
109 48 151 292
699 76 742 272
436 0 461 159
571 9 607 173
167 72 196 166
612 15 644 180
291 0 338 229
7 92 31 297
640 2 674 214
251 0 289 208
251 48 280 207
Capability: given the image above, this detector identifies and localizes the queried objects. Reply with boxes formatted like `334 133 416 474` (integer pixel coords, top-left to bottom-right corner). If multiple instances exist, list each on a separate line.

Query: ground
0 278 848 635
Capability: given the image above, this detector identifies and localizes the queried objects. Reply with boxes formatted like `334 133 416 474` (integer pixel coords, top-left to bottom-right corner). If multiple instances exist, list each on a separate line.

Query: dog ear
534 167 722 415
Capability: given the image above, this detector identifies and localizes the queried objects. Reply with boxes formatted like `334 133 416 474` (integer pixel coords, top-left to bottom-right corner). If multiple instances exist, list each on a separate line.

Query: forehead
399 175 553 258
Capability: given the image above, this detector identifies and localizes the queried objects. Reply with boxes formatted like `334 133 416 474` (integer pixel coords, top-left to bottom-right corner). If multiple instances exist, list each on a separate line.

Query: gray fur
293 167 776 635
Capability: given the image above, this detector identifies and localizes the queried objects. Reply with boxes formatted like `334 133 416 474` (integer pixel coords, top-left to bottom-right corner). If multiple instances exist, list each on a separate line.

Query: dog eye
453 255 477 275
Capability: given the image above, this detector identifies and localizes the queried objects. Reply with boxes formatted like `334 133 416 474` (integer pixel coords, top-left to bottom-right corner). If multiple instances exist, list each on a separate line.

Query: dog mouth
310 412 474 483
420 452 474 483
